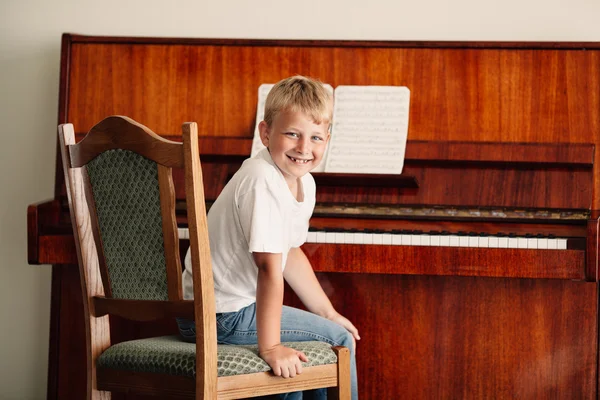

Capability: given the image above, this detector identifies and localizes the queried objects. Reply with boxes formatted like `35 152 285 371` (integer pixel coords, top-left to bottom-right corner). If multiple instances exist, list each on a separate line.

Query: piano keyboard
177 228 568 250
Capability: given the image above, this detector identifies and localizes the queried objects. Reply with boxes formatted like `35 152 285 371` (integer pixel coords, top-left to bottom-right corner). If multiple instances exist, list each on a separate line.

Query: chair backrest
59 116 217 398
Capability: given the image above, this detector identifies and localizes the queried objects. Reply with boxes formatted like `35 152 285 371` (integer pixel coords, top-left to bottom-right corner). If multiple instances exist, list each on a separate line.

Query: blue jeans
176 303 358 400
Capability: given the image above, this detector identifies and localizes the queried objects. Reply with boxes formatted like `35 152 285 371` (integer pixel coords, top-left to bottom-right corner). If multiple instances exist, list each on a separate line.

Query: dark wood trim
405 141 595 166
27 204 39 265
46 265 63 400
70 135 596 166
65 33 600 50
312 173 418 188
27 200 60 264
54 33 72 199
587 217 600 281
304 243 587 281
36 233 586 281
97 368 195 399
158 165 183 301
92 297 194 320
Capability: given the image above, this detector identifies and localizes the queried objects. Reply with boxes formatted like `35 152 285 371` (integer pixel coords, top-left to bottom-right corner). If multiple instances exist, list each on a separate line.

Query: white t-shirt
182 148 316 312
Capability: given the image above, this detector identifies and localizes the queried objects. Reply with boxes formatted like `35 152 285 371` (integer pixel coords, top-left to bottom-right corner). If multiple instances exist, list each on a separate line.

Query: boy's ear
258 121 270 147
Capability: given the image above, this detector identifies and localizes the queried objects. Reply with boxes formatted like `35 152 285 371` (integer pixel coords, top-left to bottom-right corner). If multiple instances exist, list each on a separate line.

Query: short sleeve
237 183 285 254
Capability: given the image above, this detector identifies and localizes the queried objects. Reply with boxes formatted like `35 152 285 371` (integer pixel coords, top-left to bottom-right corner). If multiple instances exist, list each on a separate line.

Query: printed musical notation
250 84 275 158
251 83 410 174
325 85 410 174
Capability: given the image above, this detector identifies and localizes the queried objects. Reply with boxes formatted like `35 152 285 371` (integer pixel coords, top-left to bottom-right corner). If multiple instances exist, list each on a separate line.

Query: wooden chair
59 115 351 399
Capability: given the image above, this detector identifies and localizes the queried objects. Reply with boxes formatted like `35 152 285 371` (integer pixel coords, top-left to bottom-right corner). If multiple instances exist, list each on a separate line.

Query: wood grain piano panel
303 244 586 280
67 43 600 143
284 274 598 399
317 165 593 209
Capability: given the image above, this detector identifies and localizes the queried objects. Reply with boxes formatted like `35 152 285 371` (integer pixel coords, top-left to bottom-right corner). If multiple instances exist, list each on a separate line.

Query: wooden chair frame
59 115 350 399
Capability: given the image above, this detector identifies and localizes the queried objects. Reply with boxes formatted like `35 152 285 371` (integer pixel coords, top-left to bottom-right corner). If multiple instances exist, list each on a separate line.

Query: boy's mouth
287 155 312 164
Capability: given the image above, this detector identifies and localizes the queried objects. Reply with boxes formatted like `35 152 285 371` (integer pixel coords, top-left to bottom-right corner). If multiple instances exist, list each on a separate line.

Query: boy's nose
296 138 311 155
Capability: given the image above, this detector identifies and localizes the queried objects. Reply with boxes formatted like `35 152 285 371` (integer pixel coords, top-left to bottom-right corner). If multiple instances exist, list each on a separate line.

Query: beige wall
1 0 599 398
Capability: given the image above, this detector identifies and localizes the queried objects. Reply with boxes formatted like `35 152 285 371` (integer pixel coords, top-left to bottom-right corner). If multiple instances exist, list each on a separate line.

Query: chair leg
328 346 351 400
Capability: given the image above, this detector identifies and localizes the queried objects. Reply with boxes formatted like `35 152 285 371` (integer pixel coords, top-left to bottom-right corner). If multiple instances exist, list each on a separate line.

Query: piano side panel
284 273 597 399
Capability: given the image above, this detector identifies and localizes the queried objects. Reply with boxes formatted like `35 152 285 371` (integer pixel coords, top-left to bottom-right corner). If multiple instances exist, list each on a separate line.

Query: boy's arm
253 252 308 378
283 247 360 344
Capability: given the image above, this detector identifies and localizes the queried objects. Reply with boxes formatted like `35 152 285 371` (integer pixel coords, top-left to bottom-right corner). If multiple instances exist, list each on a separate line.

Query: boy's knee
334 328 354 350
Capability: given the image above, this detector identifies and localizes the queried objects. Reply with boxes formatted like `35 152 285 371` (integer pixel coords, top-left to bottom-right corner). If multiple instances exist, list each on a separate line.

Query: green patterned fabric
97 336 338 377
86 149 168 300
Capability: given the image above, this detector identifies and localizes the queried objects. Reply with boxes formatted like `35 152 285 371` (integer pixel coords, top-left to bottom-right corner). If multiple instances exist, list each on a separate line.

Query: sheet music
250 84 275 158
250 83 334 173
325 86 410 174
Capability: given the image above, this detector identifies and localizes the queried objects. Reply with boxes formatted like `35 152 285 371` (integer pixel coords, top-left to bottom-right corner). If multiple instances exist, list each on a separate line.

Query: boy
178 75 359 399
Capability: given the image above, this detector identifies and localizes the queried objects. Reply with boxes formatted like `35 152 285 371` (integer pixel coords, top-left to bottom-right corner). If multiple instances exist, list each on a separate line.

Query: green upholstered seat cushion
97 335 338 377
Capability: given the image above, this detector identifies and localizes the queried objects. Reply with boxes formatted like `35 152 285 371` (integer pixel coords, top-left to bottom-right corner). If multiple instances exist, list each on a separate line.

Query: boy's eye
286 132 299 138
312 136 323 141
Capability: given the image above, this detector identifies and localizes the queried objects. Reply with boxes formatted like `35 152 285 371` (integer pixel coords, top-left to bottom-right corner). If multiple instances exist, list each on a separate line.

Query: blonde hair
263 75 333 127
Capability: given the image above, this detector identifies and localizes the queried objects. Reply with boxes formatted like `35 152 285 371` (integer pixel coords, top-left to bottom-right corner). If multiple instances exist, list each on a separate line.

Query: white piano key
439 236 450 247
449 236 460 247
178 228 569 252
354 232 365 245
325 232 336 244
382 234 392 245
316 231 327 243
178 227 189 240
373 234 384 245
325 232 335 243
344 232 355 244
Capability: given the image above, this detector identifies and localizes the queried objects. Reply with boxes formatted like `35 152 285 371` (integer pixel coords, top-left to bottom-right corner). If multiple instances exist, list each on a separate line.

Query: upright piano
28 34 600 399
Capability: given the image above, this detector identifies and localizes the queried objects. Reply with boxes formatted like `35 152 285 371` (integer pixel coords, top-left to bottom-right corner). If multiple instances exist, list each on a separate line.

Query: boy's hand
260 344 309 378
328 312 361 351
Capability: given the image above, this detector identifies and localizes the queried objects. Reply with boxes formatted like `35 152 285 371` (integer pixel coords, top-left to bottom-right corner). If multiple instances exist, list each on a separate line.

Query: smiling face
259 109 330 188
